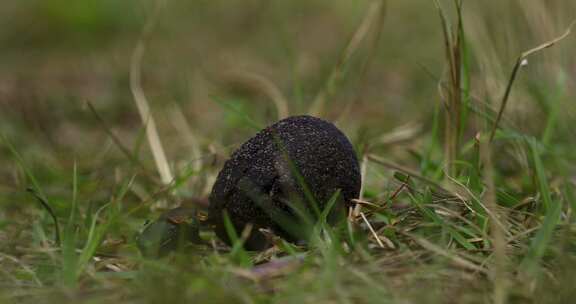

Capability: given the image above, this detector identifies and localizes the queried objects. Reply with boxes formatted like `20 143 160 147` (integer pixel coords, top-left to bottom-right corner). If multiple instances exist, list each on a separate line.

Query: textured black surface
209 115 361 250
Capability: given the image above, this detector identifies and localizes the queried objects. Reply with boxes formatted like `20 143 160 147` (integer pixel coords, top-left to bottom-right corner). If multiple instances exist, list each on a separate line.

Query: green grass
1 0 576 303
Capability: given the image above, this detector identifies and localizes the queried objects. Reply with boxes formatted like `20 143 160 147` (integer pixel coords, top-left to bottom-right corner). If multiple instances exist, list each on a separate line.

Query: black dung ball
209 115 361 250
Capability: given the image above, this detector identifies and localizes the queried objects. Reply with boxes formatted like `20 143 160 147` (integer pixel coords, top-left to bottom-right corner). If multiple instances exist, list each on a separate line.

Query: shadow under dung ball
209 115 361 250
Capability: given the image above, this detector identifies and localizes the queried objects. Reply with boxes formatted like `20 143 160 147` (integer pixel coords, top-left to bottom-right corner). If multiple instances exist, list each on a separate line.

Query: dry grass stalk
360 211 386 248
367 154 455 197
433 0 464 177
489 21 575 142
480 134 509 304
169 106 203 189
130 0 174 187
351 154 369 220
308 0 385 117
404 232 488 274
336 0 388 124
86 102 159 184
220 70 289 120
377 123 423 146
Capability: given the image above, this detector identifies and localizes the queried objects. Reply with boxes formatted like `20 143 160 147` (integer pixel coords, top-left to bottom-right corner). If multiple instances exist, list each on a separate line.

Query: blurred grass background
1 0 576 303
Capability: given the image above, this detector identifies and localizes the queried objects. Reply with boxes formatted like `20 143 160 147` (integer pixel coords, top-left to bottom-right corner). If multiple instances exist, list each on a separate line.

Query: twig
388 176 409 201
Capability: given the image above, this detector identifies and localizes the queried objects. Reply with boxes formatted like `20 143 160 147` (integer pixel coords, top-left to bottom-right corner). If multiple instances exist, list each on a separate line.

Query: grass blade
529 138 552 211
519 197 562 277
